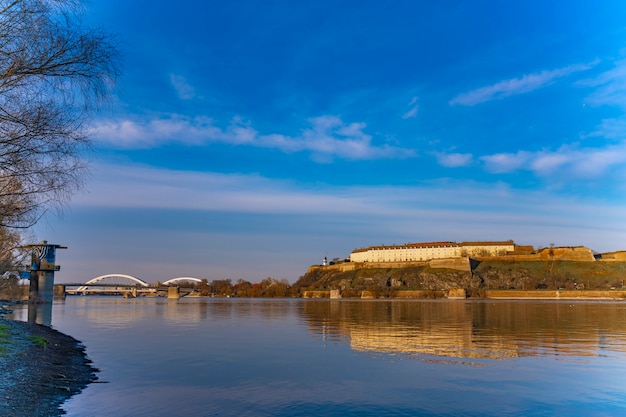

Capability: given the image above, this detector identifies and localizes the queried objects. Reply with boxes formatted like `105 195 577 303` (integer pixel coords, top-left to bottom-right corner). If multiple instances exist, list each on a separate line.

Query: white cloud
585 117 626 141
481 151 531 173
69 162 626 253
74 163 381 214
92 115 415 161
580 59 626 110
402 96 419 119
434 152 473 167
529 152 571 175
91 116 224 148
481 143 626 177
402 106 418 119
450 62 597 106
170 74 195 100
574 147 626 177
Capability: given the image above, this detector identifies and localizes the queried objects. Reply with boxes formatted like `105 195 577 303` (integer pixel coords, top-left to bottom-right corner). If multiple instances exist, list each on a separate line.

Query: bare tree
0 0 120 229
0 224 22 272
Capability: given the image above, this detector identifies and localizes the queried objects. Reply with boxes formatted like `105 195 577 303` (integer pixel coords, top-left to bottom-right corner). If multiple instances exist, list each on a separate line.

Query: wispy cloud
92 115 415 162
481 142 626 177
450 62 597 106
74 164 372 214
91 115 226 148
434 152 473 167
480 151 531 173
70 162 626 253
584 117 626 142
170 74 196 100
402 96 419 119
580 59 626 110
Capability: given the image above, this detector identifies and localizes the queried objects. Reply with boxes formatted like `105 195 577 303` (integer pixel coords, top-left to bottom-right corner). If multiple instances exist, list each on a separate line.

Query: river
8 297 626 416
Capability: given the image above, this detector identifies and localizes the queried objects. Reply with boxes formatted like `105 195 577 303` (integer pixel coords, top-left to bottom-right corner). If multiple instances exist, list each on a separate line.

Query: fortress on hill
304 240 626 299
337 239 618 267
350 240 520 263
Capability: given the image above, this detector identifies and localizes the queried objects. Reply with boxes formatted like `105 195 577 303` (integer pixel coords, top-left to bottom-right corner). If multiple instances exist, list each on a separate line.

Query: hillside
293 259 626 297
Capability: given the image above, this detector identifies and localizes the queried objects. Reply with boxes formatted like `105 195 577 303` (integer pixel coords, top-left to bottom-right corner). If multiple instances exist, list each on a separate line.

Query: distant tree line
174 277 297 298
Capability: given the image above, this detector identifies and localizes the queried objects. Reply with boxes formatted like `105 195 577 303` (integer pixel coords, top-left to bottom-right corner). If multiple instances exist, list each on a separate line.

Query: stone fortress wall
598 251 626 261
312 241 620 274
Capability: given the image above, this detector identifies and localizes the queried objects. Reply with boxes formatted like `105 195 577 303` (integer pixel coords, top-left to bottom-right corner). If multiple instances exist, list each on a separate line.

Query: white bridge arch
84 274 149 287
162 277 204 285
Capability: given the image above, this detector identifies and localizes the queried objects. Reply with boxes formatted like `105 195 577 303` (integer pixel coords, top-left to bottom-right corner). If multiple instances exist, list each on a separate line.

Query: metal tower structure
22 240 66 303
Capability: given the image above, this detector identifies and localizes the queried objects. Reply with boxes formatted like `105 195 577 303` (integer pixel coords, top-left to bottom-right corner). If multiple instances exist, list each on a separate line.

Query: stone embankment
483 290 626 300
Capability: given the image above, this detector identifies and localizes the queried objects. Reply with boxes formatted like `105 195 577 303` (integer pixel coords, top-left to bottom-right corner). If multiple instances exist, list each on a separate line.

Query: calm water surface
8 297 626 416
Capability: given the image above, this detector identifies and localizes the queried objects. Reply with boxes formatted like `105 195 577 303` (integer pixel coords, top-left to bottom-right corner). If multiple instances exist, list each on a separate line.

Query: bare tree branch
0 0 120 232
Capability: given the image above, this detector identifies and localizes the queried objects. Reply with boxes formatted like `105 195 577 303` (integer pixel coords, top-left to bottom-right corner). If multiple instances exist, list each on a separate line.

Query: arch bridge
162 277 204 285
65 274 205 296
85 274 149 287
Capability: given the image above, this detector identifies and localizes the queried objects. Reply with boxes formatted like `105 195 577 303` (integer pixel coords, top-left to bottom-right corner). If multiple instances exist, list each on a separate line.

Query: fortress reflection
15 298 626 363
301 300 626 361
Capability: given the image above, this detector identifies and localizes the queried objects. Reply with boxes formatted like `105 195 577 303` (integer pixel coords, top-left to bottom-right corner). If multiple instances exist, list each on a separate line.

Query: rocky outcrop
295 259 626 297
296 264 476 297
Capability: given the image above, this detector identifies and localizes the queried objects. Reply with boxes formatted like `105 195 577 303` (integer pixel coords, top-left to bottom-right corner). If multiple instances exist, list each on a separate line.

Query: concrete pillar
330 289 342 299
23 241 66 304
29 270 56 302
53 285 66 300
37 271 55 302
27 302 52 326
168 286 180 299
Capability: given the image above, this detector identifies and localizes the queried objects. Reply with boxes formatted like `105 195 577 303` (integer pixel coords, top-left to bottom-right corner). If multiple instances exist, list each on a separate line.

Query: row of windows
350 245 514 262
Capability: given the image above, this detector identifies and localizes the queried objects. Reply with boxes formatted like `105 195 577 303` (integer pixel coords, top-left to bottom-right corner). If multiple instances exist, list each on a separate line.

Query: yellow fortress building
349 240 516 263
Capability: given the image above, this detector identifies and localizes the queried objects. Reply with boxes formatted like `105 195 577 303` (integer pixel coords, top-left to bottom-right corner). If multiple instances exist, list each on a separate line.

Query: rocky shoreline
0 304 98 417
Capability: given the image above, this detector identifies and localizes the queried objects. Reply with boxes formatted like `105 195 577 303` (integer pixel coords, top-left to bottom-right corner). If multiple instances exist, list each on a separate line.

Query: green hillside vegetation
474 260 626 290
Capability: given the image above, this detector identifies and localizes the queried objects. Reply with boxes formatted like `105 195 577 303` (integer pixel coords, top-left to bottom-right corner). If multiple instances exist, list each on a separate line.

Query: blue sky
36 0 626 283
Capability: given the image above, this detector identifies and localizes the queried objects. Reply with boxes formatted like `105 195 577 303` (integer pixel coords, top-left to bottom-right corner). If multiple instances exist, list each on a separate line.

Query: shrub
28 335 49 348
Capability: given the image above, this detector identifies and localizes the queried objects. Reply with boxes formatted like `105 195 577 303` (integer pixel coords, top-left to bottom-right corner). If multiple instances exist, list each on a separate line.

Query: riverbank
0 304 98 417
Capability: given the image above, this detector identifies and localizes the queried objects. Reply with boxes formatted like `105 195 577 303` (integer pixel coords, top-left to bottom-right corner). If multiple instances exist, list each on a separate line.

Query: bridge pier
123 287 138 298
53 285 66 300
168 286 180 299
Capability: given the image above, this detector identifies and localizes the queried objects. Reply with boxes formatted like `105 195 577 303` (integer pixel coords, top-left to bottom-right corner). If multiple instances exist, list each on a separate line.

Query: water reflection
10 297 626 363
7 302 53 326
300 300 626 362
6 297 626 416
47 297 296 329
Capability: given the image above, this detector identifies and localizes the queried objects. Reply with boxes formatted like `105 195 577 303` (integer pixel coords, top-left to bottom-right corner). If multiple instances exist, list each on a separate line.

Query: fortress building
349 240 516 263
